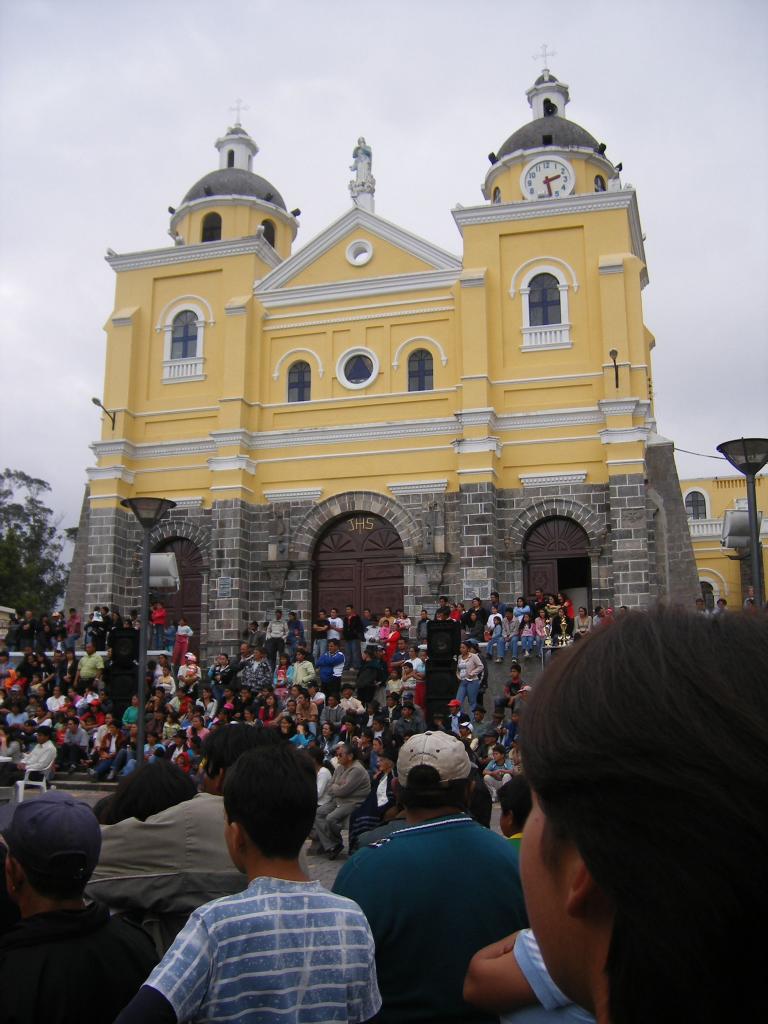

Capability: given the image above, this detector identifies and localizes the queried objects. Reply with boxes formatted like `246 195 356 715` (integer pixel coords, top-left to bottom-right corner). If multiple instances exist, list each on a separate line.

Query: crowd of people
0 587 757 794
0 596 765 1022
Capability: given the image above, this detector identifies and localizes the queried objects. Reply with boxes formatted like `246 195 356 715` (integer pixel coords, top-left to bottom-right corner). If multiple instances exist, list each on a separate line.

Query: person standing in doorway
343 605 365 673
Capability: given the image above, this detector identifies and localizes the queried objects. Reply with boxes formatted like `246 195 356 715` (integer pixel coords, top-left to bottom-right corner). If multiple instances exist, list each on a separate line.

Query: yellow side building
70 67 699 654
681 475 767 607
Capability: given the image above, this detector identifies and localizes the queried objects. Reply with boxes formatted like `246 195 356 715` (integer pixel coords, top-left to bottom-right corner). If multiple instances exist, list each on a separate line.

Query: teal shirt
122 706 138 726
333 812 528 1023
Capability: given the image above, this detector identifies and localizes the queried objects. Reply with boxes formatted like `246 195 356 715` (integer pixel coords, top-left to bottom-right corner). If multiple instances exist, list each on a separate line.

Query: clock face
521 158 575 200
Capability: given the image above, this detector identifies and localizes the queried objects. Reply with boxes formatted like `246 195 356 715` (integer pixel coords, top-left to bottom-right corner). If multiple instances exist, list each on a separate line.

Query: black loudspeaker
106 665 139 720
427 620 461 664
110 628 139 668
424 663 459 727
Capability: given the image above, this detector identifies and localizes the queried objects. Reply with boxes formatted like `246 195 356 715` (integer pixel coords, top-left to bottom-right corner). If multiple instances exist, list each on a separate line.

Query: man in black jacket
355 645 387 705
343 604 365 672
0 791 157 1023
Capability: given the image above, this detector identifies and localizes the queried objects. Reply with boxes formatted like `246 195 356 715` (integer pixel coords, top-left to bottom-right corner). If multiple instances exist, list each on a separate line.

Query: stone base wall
71 469 698 651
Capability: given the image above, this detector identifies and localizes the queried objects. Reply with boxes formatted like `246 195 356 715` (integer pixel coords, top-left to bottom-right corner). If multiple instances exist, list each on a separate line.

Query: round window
337 348 379 390
344 354 373 384
345 238 373 267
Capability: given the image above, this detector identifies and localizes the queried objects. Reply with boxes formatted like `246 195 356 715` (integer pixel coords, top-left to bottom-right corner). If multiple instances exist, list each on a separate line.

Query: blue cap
0 792 101 883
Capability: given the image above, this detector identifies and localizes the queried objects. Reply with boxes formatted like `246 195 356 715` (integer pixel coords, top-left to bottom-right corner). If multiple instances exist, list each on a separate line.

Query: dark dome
534 72 559 85
181 168 286 210
497 116 600 160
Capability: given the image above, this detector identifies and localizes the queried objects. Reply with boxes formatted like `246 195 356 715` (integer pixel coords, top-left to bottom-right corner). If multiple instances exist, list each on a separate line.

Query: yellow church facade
681 475 767 607
72 69 698 653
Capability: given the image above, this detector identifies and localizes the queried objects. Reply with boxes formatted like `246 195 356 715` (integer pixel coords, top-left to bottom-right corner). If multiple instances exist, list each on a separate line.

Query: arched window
171 311 198 360
492 187 502 204
408 349 433 392
201 212 222 243
528 273 561 326
262 219 276 247
685 491 707 520
287 360 311 403
227 149 235 168
594 174 606 192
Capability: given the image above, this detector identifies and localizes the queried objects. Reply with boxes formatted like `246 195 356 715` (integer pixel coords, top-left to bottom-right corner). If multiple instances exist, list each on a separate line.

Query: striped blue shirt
146 876 380 1023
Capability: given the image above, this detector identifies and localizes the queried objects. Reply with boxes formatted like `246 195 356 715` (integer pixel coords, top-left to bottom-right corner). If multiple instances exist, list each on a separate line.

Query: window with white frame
287 360 311 402
159 300 209 383
516 262 573 351
685 490 707 520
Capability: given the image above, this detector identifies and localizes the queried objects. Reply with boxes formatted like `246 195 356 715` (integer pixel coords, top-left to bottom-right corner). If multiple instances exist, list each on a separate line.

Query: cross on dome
229 98 250 127
532 43 557 78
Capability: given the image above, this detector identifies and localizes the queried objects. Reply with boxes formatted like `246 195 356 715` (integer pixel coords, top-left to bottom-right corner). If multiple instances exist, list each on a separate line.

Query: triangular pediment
255 207 461 301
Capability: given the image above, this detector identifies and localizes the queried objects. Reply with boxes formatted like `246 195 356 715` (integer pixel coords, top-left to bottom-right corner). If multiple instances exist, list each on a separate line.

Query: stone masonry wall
608 473 651 607
645 439 699 606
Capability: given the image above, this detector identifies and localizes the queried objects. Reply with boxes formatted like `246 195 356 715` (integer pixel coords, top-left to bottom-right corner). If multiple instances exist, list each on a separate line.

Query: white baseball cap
397 731 472 786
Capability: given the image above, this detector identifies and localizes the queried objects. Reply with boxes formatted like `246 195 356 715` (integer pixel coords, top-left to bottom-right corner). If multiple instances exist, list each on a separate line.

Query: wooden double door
313 514 404 617
524 517 592 608
153 537 203 656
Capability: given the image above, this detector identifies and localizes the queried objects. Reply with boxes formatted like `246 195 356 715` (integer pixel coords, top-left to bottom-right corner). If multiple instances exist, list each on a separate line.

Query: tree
0 469 69 613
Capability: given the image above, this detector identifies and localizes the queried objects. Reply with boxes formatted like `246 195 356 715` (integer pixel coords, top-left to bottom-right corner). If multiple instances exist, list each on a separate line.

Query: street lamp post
121 497 176 764
716 438 768 608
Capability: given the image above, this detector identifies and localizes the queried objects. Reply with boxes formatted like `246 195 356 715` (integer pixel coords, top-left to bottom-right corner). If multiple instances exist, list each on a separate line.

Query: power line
674 447 727 461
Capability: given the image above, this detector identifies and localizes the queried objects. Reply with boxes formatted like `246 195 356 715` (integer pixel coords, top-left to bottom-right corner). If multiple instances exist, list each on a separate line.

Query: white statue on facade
349 136 375 211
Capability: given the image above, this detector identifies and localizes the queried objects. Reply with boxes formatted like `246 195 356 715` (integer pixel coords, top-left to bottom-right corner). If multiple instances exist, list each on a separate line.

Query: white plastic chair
12 767 55 805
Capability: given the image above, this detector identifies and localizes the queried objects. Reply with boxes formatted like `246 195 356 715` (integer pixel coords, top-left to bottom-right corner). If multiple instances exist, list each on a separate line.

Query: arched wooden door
153 537 204 655
313 514 404 618
524 517 591 608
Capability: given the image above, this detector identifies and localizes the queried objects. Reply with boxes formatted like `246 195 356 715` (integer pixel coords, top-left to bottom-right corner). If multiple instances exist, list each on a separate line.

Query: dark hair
520 609 768 1024
224 746 317 858
202 721 277 779
498 775 532 828
400 764 469 811
98 760 197 825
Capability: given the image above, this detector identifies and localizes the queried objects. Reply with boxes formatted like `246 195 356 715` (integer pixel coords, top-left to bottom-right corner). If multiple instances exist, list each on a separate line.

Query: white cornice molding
496 407 604 431
106 234 282 273
388 479 448 496
599 426 650 445
520 471 587 487
598 398 643 418
257 206 461 293
251 417 460 450
111 307 138 327
452 190 647 270
263 304 454 331
598 257 625 275
225 295 251 316
207 455 257 474
263 487 323 503
91 438 218 460
459 269 486 288
86 465 135 484
256 269 460 310
172 497 204 508
453 436 501 456
90 406 620 468
457 408 498 430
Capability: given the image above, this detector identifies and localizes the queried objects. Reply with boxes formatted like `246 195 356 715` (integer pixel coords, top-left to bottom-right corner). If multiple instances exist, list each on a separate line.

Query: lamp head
716 438 768 477
609 349 618 362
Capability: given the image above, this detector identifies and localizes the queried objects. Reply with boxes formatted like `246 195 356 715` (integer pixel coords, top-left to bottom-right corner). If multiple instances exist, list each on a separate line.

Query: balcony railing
688 516 768 540
521 323 572 350
163 356 205 382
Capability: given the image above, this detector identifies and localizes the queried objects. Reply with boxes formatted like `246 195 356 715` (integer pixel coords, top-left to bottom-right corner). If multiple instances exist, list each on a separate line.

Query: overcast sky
1 0 767 533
